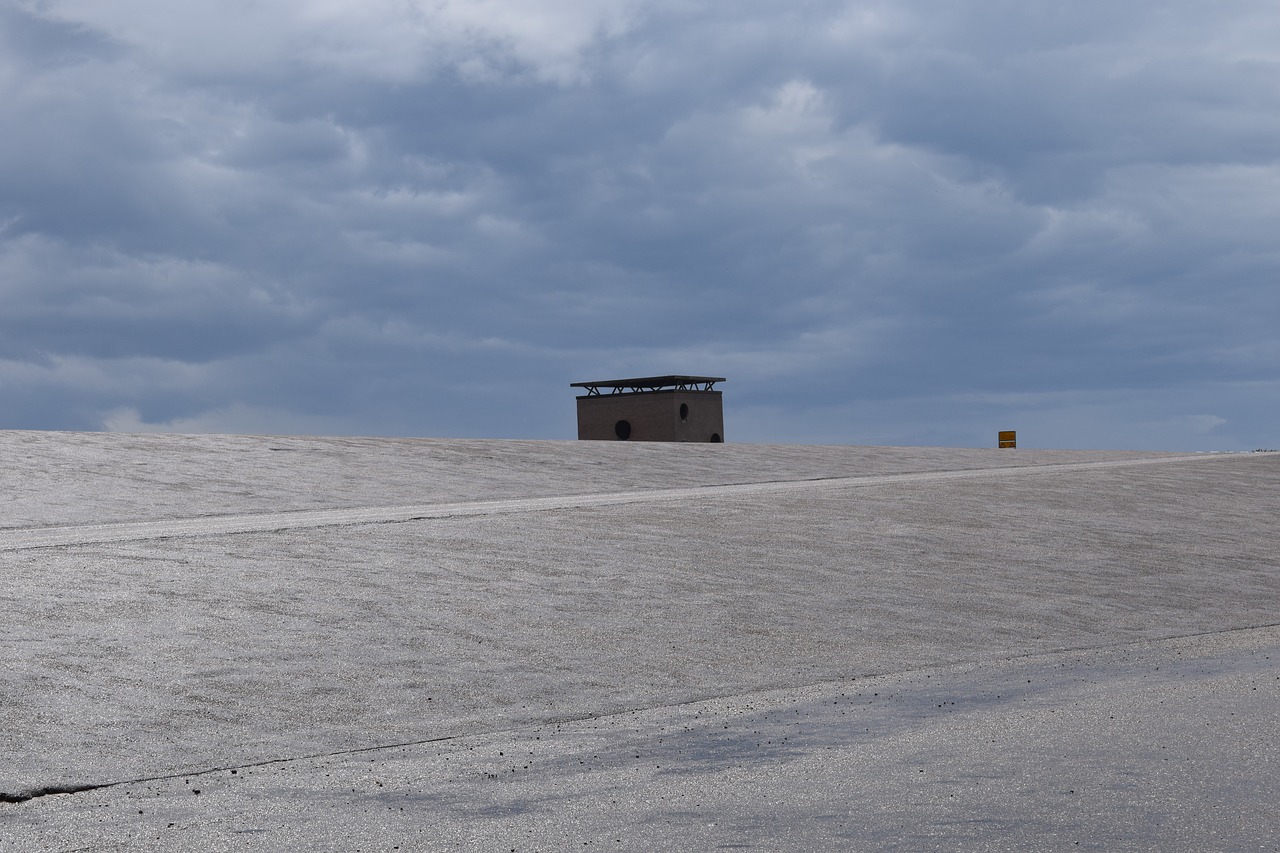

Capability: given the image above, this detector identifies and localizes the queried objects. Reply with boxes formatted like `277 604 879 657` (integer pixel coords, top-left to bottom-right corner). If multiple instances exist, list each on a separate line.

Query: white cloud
1172 414 1228 435
100 403 373 436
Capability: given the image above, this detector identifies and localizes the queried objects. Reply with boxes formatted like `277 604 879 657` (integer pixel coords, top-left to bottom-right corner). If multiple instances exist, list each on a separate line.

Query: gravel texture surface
0 430 1186 527
1 432 1275 850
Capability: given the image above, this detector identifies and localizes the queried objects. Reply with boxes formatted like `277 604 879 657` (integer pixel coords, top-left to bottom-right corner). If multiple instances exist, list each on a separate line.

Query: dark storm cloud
1 0 1276 447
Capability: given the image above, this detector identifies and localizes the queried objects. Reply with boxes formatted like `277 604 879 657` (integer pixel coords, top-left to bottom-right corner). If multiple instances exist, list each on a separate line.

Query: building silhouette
571 375 725 442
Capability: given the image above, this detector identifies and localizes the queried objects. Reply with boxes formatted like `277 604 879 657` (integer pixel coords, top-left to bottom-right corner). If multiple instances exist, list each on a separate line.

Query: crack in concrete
0 783 102 804
5 618 1273 808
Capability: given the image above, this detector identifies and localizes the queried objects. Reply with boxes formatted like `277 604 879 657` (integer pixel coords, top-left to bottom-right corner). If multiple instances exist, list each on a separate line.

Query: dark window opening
615 420 632 440
679 403 689 422
710 433 722 443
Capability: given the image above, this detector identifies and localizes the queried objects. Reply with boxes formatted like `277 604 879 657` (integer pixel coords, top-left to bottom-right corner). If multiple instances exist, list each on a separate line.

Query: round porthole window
615 420 632 440
679 403 689 422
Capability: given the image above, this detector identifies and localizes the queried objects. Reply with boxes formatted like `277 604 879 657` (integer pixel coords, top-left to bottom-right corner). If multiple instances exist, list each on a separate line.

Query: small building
571 375 726 442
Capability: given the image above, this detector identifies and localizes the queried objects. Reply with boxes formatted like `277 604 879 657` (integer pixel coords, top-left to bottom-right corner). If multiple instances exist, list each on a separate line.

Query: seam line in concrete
4 619 1276 806
0 453 1236 551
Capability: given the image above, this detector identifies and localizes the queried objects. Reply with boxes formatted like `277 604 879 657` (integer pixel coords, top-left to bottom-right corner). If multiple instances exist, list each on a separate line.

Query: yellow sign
998 430 1016 449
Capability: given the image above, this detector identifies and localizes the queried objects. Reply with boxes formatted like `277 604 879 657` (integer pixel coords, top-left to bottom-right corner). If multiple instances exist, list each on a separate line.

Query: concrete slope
1 433 1276 850
0 429 1184 527
0 453 1214 550
10 627 1278 852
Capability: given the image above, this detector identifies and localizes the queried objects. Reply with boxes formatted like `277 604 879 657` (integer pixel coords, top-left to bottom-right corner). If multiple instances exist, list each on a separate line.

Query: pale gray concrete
0 432 1276 850
0 430 1188 527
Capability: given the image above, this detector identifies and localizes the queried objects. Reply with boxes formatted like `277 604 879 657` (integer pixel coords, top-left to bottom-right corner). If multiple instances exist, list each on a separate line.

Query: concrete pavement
1 432 1276 850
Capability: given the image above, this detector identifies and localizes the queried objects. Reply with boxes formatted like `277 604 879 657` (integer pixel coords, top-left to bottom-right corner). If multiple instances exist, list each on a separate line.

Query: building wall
576 390 724 442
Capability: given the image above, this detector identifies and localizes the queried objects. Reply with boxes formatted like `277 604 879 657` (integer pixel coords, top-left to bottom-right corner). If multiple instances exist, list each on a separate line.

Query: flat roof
571 375 725 394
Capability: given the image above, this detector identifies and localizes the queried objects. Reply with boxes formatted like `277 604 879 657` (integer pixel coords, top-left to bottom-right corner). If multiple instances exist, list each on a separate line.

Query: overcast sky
2 1 1277 449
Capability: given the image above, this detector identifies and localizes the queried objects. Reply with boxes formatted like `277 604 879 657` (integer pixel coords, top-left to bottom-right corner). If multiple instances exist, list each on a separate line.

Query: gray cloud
1 0 1276 448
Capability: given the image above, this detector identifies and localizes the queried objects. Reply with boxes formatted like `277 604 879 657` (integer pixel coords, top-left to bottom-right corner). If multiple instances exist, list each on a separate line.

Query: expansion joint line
0 453 1232 551
4 620 1276 807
